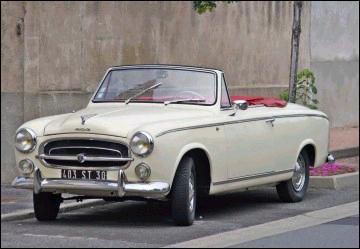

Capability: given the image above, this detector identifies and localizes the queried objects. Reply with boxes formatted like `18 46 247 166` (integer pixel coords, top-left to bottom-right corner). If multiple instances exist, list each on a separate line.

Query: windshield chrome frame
91 65 219 107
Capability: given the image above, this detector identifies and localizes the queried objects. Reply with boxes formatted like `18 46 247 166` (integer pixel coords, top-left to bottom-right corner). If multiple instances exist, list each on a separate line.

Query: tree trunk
288 1 303 103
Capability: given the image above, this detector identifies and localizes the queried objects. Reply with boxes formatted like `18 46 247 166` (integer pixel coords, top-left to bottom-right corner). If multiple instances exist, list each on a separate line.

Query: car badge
80 114 97 125
77 153 86 163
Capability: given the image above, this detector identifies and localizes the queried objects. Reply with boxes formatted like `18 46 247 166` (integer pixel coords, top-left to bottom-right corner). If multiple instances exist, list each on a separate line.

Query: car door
222 110 280 179
219 74 290 182
219 74 280 179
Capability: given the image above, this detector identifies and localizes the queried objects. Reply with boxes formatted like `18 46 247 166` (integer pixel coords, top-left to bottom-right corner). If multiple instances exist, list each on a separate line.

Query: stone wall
21 1 310 122
310 1 359 128
1 1 25 183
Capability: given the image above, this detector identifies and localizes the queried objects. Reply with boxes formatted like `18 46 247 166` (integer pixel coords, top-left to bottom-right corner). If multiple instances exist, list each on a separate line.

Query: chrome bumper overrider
12 168 170 199
326 153 336 163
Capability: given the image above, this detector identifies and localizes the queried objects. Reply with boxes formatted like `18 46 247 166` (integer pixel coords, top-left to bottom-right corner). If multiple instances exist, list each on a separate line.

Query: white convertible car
12 65 334 226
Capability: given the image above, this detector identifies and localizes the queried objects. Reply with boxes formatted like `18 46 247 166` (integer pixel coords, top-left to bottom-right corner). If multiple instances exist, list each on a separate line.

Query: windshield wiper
164 98 206 106
125 82 163 104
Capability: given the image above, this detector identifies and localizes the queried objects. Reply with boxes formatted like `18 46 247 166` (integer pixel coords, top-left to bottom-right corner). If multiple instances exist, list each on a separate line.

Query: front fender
169 142 213 191
16 114 69 136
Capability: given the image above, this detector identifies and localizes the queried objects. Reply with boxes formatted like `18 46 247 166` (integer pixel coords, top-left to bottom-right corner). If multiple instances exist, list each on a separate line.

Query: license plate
61 169 107 180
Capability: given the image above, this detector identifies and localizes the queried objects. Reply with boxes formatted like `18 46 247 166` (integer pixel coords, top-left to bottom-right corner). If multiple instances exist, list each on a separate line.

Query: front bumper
12 168 170 199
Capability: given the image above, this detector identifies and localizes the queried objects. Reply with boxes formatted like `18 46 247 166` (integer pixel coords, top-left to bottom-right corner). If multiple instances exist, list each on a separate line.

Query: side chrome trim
156 114 328 137
213 169 294 186
273 114 329 120
220 107 236 111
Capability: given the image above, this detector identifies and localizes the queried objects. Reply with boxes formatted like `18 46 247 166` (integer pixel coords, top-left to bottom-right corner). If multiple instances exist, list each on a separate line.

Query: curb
1 199 105 222
165 201 359 248
309 171 359 190
331 147 359 160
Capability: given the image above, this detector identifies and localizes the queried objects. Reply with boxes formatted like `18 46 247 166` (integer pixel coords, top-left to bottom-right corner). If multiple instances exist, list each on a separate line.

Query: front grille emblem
77 153 86 163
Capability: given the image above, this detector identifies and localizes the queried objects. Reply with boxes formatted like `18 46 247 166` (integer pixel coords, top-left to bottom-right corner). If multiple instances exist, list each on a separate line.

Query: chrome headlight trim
130 131 154 157
15 128 37 153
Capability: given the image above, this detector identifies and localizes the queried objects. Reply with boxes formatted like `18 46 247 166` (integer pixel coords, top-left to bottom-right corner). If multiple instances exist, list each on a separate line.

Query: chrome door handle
265 118 276 127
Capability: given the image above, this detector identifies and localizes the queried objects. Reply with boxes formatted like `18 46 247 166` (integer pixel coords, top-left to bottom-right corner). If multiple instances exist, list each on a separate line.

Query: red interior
231 96 287 108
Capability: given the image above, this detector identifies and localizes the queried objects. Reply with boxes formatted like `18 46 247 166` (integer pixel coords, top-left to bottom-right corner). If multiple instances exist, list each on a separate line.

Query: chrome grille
38 139 133 170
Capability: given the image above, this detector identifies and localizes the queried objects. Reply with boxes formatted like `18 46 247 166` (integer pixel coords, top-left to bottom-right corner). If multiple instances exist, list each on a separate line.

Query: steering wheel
178 91 206 100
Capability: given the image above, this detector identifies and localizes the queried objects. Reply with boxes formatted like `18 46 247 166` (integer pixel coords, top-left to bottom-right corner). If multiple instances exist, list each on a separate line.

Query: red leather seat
231 96 287 108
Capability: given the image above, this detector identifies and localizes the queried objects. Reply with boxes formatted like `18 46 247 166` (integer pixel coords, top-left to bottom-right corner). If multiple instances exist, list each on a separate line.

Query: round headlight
135 163 151 181
18 159 34 175
130 131 154 157
15 128 37 153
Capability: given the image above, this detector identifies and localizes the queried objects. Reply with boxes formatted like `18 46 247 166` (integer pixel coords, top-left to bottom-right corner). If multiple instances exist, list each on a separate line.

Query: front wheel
171 156 196 226
276 151 310 202
34 192 62 221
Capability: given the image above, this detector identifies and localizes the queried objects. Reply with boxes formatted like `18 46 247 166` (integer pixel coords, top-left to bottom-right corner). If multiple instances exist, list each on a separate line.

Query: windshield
93 68 217 105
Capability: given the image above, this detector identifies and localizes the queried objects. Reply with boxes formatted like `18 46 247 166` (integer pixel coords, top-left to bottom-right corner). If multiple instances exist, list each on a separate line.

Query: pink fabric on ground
310 163 356 176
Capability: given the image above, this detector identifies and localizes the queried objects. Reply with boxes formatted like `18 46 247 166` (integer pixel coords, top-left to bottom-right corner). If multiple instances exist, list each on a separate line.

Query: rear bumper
326 153 336 163
12 168 170 199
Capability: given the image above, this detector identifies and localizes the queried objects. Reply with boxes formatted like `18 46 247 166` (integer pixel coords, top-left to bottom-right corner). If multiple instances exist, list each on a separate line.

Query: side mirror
233 100 248 111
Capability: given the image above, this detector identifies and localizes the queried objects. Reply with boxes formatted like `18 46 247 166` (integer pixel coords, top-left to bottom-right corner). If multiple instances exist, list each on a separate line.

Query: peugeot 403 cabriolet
12 65 334 226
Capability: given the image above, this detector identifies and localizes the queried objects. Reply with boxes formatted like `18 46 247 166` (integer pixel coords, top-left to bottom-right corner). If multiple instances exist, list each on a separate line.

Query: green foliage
279 69 319 109
279 90 289 102
193 1 235 14
296 69 319 109
193 1 217 14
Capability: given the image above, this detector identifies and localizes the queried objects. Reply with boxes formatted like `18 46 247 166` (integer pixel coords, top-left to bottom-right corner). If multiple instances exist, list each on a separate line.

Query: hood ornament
80 114 97 125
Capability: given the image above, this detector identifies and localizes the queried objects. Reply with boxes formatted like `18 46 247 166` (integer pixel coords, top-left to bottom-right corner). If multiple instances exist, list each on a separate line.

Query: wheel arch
170 143 212 196
297 139 317 167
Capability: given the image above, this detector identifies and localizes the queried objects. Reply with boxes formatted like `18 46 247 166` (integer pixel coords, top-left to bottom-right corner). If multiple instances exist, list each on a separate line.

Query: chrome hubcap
189 174 195 213
292 155 306 192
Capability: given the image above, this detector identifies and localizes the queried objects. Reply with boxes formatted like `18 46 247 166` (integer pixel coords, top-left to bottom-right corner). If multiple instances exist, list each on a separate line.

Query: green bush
279 69 319 109
279 90 289 102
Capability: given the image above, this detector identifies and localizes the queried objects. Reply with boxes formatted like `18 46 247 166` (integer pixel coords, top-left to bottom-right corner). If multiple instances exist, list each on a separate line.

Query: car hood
43 104 213 138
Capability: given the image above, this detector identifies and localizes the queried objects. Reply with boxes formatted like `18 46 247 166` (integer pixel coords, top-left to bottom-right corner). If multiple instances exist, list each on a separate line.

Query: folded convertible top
231 96 287 108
